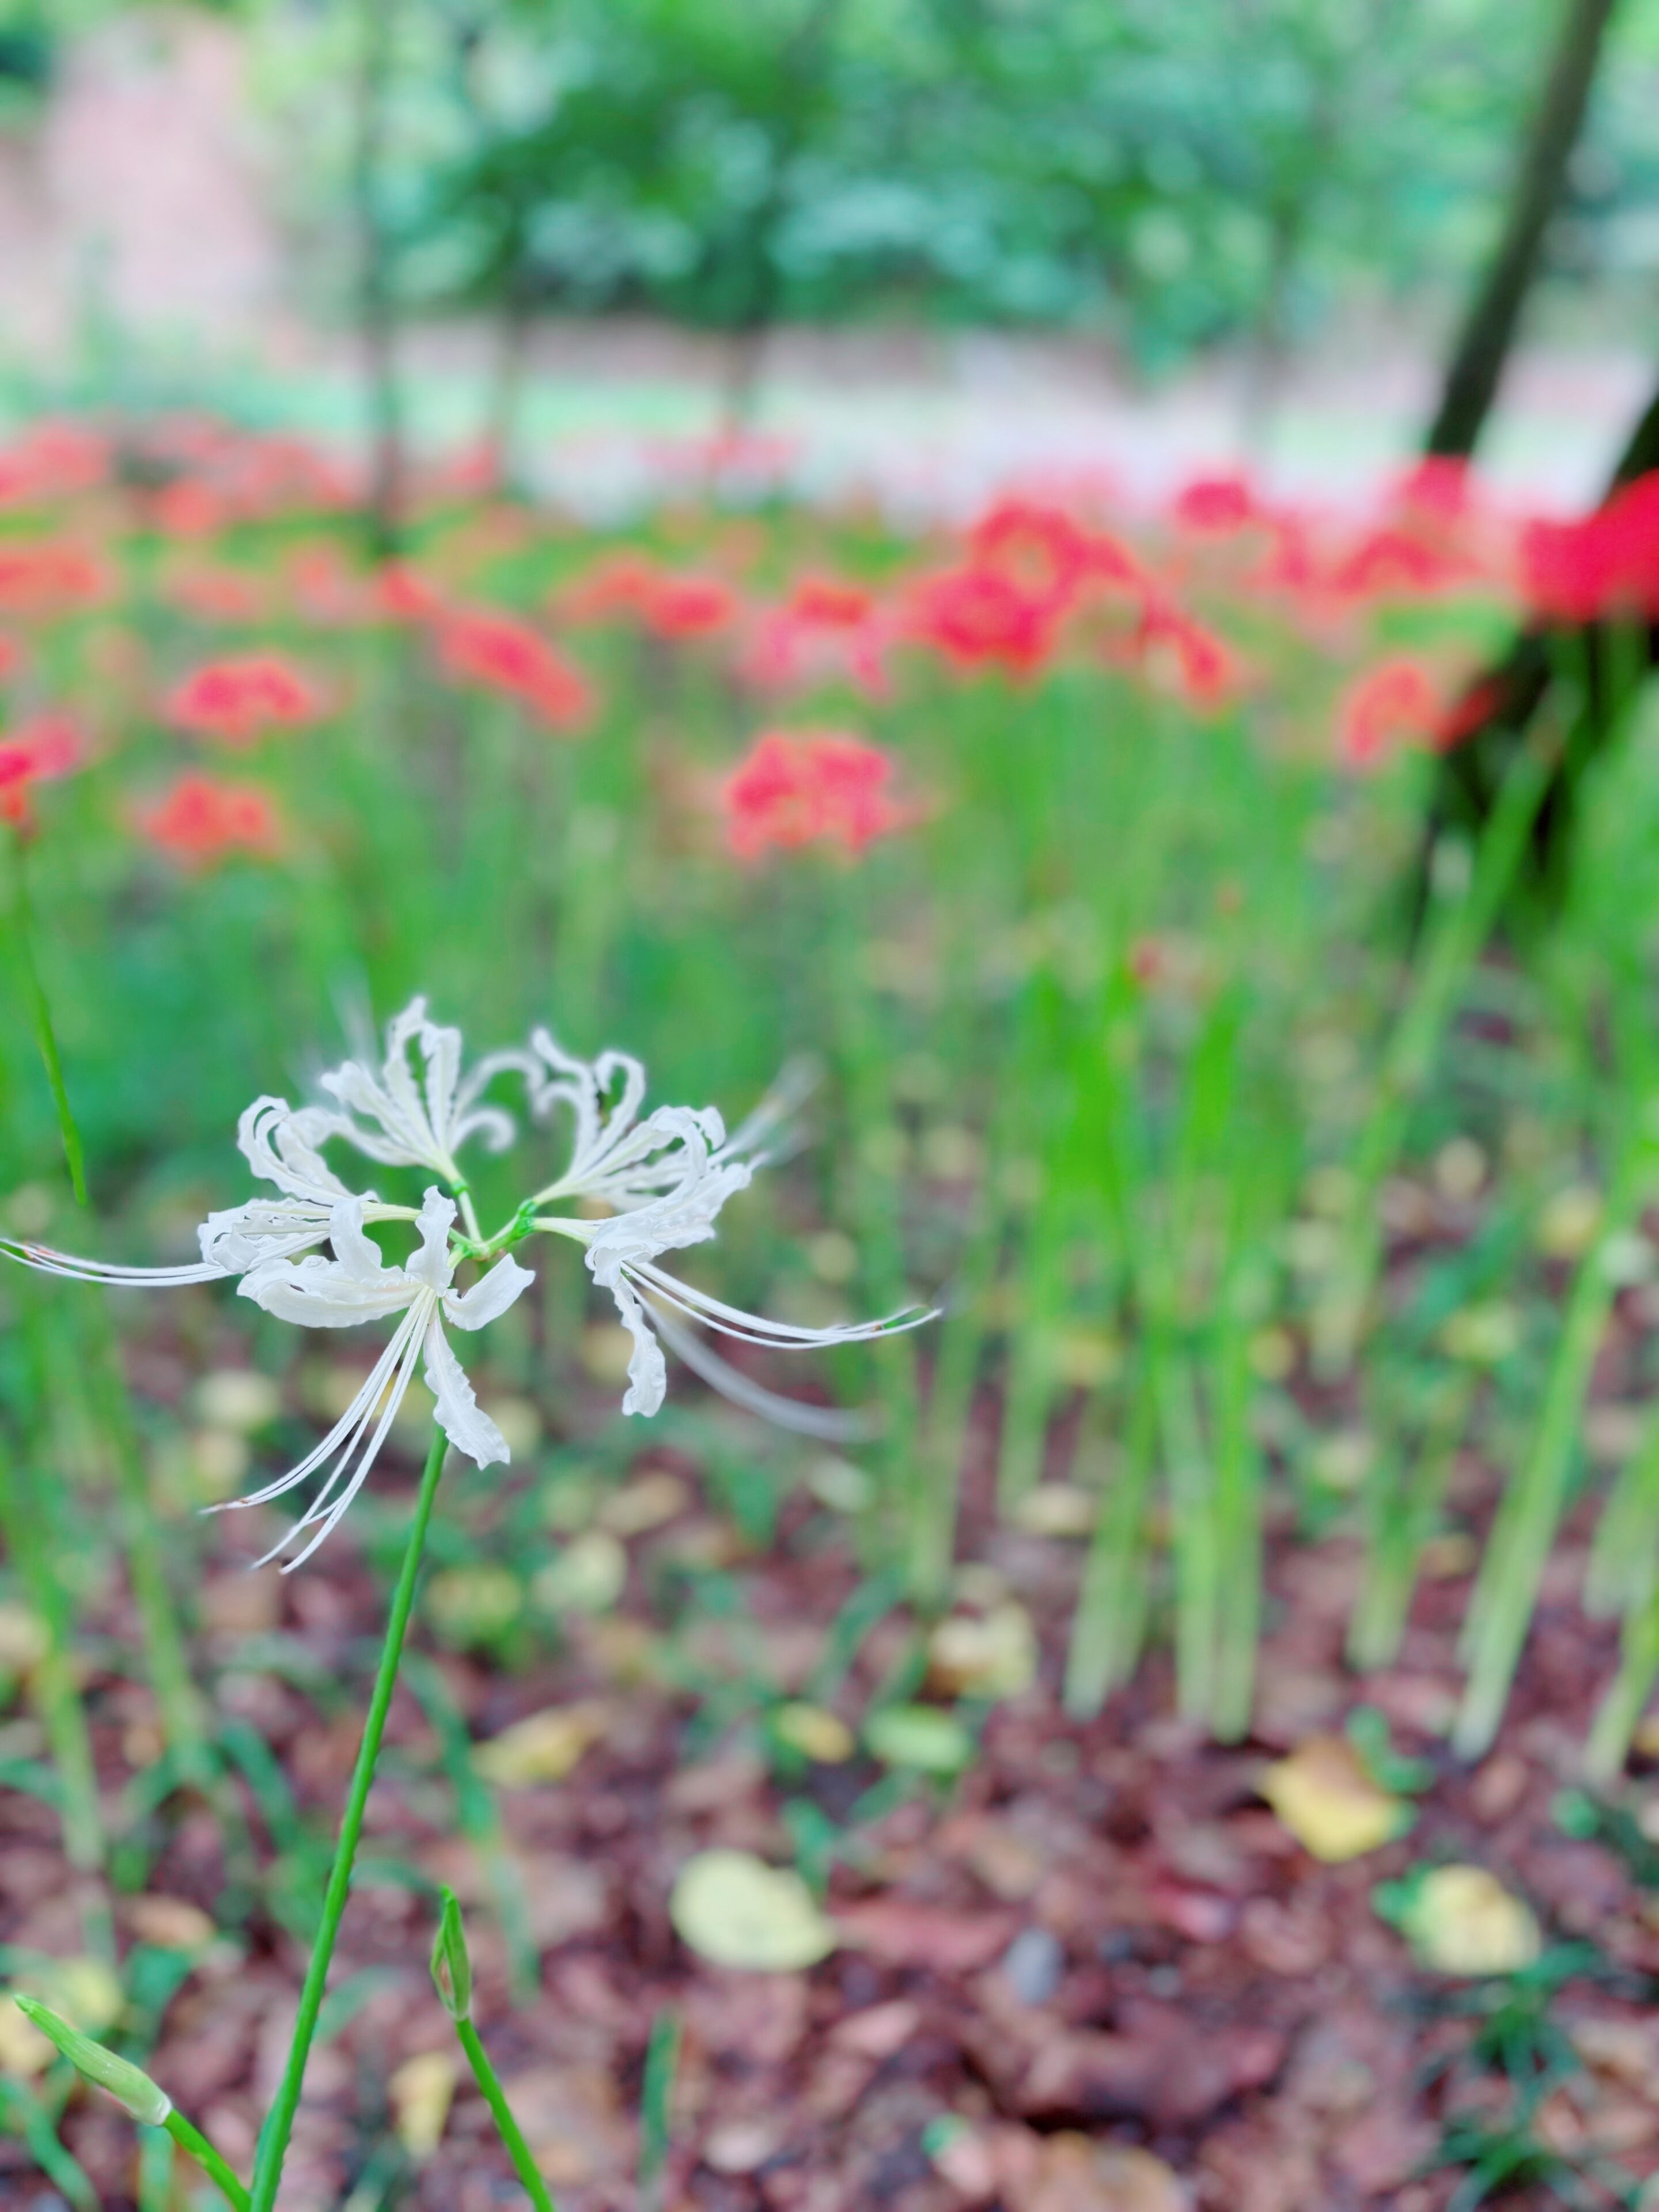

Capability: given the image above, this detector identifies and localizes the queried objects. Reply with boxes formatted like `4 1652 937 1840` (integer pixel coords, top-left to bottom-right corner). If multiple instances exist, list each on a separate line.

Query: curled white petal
422 1311 510 1466
445 1251 536 1330
317 997 529 1180
238 1096 357 1206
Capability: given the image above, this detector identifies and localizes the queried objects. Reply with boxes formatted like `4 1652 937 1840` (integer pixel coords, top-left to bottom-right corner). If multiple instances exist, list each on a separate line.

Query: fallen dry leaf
1259 1734 1409 1862
390 2048 456 2158
671 1849 837 1972
1397 1863 1540 1976
472 1700 609 1788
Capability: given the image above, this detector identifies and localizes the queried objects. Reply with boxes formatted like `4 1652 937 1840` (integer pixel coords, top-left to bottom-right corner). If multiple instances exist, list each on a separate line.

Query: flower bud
12 1995 171 2126
429 1888 473 2022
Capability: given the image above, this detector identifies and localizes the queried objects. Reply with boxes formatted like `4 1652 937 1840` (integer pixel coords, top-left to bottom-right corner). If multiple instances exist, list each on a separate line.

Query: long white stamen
262 1306 431 1571
647 1298 879 1441
1 1241 229 1287
629 1259 933 1348
210 1305 423 1513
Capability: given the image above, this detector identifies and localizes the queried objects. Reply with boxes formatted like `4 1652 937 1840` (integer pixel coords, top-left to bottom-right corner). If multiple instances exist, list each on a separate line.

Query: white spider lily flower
310 997 532 1217
525 1033 930 1420
0 1091 420 1291
225 1188 533 1569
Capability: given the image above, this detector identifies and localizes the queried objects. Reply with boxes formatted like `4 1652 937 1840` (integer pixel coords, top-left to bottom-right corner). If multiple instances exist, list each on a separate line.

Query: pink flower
436 607 593 729
166 654 326 747
137 772 282 868
1338 657 1445 769
723 730 909 858
0 710 84 825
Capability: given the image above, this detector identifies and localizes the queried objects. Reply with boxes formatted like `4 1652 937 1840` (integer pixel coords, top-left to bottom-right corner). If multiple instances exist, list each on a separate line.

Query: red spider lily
1522 474 1659 623
1138 603 1241 710
723 730 909 859
0 710 84 826
285 543 369 626
740 574 891 697
638 572 740 641
372 562 448 624
0 423 109 507
906 565 1061 675
1391 455 1476 524
166 653 327 747
163 562 270 625
150 479 229 539
0 539 113 618
556 552 666 626
967 498 1098 611
137 772 282 868
1327 525 1473 601
1338 657 1445 769
1172 474 1260 535
436 607 592 729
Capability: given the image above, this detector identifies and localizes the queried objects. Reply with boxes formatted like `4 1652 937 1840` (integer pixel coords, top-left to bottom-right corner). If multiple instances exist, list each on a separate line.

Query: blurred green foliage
247 0 1659 372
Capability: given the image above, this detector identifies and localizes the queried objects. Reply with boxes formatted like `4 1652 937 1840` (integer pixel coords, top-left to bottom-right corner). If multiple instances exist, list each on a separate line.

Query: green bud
429 1887 473 2022
12 1995 171 2126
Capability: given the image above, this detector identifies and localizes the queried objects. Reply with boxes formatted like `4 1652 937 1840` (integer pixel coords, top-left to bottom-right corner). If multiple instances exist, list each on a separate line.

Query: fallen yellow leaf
473 1700 609 1788
391 2048 456 2158
1400 1865 1540 1976
1260 1733 1408 1862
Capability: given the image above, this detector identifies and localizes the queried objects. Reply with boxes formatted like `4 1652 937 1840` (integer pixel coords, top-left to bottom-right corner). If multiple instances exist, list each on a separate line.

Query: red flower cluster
723 730 908 859
742 574 891 697
0 710 82 825
0 539 113 619
166 654 326 746
138 773 282 868
1338 657 1445 769
1522 476 1659 623
558 554 738 641
437 607 592 729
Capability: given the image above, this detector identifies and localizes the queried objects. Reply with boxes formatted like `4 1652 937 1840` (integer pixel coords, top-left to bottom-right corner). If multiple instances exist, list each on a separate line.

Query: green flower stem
4 828 87 1205
164 2110 251 2211
248 1423 449 2212
453 2016 555 2212
84 1294 214 1787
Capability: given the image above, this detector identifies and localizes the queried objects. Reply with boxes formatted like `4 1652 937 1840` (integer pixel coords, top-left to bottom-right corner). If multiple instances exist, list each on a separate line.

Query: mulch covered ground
2 1377 1656 2212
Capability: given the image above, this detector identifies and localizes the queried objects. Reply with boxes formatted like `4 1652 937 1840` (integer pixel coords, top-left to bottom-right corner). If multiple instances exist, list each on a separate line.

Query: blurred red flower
967 499 1098 611
166 653 326 746
1172 474 1260 535
372 561 447 624
164 562 269 625
138 772 282 868
723 729 908 858
556 552 666 626
437 607 593 728
0 539 114 618
1138 603 1240 709
907 565 1060 675
1338 657 1444 768
1522 474 1659 623
741 574 891 697
638 572 740 641
0 710 84 825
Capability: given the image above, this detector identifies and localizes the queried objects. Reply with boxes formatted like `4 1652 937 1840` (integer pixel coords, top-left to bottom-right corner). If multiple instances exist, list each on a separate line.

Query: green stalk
82 1294 214 1786
1587 1569 1659 1782
453 2018 555 2211
248 1425 449 2212
1454 1128 1655 1760
1349 1370 1475 1673
1312 724 1559 1377
1584 1404 1659 1621
3 830 87 1205
638 2008 681 2212
1064 1361 1158 1718
0 1425 111 1958
1209 1292 1264 1743
165 2109 251 2211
